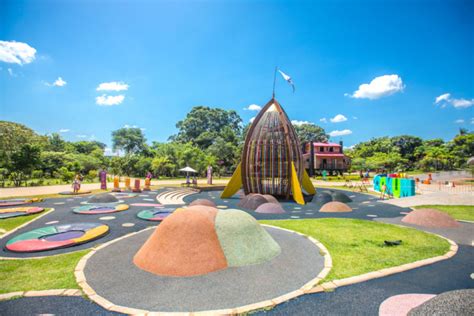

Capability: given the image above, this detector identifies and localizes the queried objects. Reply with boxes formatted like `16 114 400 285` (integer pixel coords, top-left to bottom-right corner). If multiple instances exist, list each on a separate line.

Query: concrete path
0 179 229 198
380 191 473 207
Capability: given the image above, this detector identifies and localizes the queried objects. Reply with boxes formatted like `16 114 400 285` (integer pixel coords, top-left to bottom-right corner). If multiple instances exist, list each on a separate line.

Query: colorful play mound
402 208 460 228
137 208 174 221
331 191 353 203
58 191 92 195
5 223 109 252
133 206 281 277
0 198 43 207
408 289 474 315
88 193 119 204
189 198 217 208
379 294 436 316
0 207 45 219
319 201 352 213
255 202 286 214
73 204 129 214
237 194 268 210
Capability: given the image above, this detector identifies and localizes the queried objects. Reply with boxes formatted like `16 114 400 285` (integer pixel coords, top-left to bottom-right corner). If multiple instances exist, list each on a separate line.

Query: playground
1 98 472 315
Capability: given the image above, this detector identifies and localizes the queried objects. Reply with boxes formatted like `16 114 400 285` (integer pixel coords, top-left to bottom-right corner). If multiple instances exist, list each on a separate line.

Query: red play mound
189 199 217 208
133 206 227 276
319 201 352 213
402 209 460 228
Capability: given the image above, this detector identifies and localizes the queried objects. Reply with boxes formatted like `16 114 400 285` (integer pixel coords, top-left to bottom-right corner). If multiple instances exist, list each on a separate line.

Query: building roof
315 153 346 157
303 152 346 158
312 142 341 147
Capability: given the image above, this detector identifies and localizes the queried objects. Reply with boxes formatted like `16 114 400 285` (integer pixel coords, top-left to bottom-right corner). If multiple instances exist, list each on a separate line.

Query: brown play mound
263 194 280 204
402 208 460 228
319 201 352 213
255 203 286 214
133 206 227 276
237 194 268 210
189 198 217 208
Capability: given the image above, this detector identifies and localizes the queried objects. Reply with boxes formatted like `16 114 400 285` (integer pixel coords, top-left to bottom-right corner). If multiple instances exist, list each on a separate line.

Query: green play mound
214 209 281 267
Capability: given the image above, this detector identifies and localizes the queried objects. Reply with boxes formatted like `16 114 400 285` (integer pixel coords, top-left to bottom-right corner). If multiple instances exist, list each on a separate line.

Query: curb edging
75 224 332 315
0 289 82 301
306 232 458 294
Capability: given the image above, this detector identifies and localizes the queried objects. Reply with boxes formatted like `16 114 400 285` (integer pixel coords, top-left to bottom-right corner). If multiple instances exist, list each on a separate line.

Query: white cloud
7 68 15 76
451 98 474 108
96 94 125 106
96 81 129 91
435 93 473 109
0 40 37 65
59 129 70 133
76 134 87 138
471 118 474 125
44 77 67 87
329 129 353 137
244 104 261 111
250 117 255 123
350 74 404 99
53 77 67 87
291 120 311 126
352 116 358 120
454 119 465 124
435 93 451 104
330 114 348 123
319 118 327 123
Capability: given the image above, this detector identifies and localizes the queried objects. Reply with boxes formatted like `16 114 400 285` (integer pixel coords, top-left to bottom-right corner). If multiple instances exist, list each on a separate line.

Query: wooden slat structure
222 98 313 204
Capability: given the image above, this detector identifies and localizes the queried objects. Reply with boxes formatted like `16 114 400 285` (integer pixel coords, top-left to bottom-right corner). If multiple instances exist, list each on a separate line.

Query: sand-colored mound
237 194 268 210
133 206 227 276
88 193 119 204
315 192 333 205
255 203 286 214
331 191 352 203
215 210 281 266
319 201 352 213
262 194 279 204
189 199 217 208
402 209 460 228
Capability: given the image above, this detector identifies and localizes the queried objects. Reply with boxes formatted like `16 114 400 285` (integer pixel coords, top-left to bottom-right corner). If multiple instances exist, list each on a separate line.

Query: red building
302 141 351 175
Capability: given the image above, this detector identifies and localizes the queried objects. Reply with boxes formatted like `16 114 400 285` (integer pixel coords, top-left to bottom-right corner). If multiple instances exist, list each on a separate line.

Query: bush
85 170 98 182
59 167 74 182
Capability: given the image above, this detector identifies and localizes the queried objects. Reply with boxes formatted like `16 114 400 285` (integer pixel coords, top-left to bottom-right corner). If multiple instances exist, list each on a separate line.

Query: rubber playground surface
0 187 472 315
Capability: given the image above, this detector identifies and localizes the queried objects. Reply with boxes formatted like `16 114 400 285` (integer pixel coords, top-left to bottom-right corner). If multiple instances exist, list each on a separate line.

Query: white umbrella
179 166 197 173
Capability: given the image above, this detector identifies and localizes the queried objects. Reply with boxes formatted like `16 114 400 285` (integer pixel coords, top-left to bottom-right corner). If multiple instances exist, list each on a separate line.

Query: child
72 174 81 194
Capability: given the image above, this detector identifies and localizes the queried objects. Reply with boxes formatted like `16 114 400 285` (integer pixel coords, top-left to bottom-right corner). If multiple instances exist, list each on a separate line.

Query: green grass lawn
0 210 50 235
260 218 450 282
0 218 450 296
414 205 474 222
0 250 88 294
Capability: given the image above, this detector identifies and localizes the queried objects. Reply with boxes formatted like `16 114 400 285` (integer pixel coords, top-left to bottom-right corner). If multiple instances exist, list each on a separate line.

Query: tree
9 144 41 186
293 123 328 143
112 127 147 154
47 133 66 152
0 121 45 170
152 156 173 178
172 106 242 149
391 135 423 163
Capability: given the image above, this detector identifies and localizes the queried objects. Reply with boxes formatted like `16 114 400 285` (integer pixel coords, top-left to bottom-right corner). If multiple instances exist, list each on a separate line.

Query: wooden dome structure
222 98 315 204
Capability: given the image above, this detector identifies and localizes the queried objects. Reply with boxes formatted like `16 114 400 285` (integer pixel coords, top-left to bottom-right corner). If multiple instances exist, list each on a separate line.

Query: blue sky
1 0 473 152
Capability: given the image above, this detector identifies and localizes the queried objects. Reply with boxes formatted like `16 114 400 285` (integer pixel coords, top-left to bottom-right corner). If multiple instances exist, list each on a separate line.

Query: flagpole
272 66 277 98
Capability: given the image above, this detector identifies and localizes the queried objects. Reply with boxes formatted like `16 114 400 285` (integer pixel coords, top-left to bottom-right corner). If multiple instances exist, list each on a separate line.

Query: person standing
72 174 81 194
99 168 107 190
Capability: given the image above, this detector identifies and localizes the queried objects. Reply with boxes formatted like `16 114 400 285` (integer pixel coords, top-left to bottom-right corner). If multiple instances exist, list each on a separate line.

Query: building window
329 147 334 152
320 147 324 152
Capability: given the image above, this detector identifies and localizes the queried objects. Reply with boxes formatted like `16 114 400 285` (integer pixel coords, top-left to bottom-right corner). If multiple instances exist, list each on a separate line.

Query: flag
278 69 295 92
